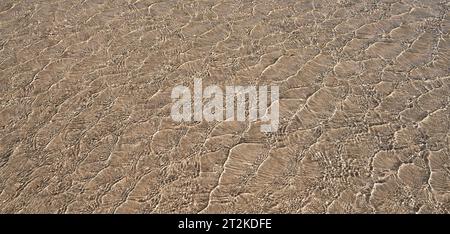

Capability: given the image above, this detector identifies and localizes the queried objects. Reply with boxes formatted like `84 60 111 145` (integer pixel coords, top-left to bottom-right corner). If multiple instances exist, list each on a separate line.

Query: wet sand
0 0 449 213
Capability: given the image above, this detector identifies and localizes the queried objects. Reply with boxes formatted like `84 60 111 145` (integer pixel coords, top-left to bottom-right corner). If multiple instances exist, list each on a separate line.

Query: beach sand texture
0 0 449 213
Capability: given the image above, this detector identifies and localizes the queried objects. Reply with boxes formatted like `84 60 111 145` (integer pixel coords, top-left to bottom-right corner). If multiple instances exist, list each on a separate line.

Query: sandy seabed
0 0 449 213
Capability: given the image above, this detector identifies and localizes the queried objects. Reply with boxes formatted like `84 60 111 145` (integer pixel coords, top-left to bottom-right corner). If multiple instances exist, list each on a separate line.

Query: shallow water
0 0 449 213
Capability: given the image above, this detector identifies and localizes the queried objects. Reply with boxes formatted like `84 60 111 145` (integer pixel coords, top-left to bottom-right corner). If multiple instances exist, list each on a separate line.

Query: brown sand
0 0 449 213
